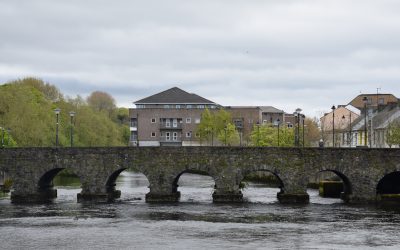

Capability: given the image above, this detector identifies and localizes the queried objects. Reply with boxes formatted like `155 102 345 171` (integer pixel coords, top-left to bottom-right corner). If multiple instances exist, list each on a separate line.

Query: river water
1 172 400 250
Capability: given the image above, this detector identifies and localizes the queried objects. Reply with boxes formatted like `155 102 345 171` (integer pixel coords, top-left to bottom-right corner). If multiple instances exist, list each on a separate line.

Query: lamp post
256 121 260 146
302 114 305 148
294 108 302 147
6 128 11 146
224 125 227 146
69 111 76 147
362 96 368 147
276 118 281 146
54 108 61 147
1 127 4 147
331 105 336 147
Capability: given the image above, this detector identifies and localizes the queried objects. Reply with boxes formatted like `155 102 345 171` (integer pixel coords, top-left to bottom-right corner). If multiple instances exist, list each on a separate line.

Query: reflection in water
0 171 400 250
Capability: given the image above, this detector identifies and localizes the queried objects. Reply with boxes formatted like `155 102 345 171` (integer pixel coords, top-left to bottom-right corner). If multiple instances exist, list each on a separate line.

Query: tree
197 108 215 145
116 107 129 125
304 117 320 146
87 91 116 116
386 121 400 148
250 123 295 147
217 123 240 146
197 108 239 145
0 78 129 147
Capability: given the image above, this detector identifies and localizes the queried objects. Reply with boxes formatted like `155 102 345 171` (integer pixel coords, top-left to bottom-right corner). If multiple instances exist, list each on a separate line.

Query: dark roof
134 87 216 104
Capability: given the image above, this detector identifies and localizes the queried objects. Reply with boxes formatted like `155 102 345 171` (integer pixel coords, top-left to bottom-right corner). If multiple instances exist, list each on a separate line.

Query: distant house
348 93 398 111
321 93 400 148
320 105 360 147
129 87 287 146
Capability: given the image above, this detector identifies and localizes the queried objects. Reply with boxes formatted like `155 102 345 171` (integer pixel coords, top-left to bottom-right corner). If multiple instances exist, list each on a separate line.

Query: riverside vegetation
0 77 130 147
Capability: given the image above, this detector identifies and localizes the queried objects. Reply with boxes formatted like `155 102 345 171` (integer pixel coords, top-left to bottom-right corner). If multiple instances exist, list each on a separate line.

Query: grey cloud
1 0 400 117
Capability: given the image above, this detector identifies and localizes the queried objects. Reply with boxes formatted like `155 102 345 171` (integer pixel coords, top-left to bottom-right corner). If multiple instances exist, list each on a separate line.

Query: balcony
159 136 182 142
159 123 182 130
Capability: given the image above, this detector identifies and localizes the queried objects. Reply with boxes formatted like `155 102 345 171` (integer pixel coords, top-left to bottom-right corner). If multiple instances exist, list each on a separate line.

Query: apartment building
129 87 218 146
130 87 287 146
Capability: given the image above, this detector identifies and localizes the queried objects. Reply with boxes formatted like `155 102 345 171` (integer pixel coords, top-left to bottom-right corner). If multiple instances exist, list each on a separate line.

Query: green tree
250 123 295 147
0 78 129 147
0 128 17 147
197 108 214 145
197 108 239 145
386 121 400 148
217 122 239 146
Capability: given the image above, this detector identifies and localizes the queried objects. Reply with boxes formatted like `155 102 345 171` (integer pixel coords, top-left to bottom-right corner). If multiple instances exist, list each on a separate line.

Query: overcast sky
1 0 400 117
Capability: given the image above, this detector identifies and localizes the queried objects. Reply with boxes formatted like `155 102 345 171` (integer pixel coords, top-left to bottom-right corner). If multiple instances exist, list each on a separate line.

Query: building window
287 123 293 128
173 119 178 127
136 104 145 109
151 132 156 137
210 105 216 109
176 105 181 109
166 132 170 141
195 118 201 124
187 104 192 109
186 132 192 138
378 98 384 105
173 132 178 141
195 132 200 138
164 105 170 109
166 119 171 127
151 118 156 123
186 118 191 123
197 105 205 109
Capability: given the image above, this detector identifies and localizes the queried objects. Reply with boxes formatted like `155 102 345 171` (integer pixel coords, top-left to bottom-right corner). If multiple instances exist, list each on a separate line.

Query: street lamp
302 114 305 148
276 118 281 146
294 108 302 147
331 105 336 147
1 127 4 147
362 96 368 147
256 121 260 146
224 125 227 146
54 108 61 147
6 128 11 146
69 111 76 147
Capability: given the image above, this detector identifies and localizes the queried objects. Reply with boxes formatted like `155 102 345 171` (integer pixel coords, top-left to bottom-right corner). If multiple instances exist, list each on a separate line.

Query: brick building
130 87 288 146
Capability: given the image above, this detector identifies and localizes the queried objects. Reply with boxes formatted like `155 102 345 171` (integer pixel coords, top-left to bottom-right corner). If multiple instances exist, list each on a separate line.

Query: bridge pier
11 189 58 203
145 191 181 202
277 192 309 204
212 191 243 203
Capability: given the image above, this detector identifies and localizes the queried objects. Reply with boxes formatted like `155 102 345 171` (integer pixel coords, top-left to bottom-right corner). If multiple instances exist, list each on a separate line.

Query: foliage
217 122 240 146
304 117 320 146
0 78 128 147
250 123 295 147
3 178 13 191
197 108 239 145
0 128 17 147
87 91 116 117
386 121 400 148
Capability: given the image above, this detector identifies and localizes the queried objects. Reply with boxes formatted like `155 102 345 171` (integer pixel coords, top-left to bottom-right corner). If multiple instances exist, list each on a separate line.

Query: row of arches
8 168 400 203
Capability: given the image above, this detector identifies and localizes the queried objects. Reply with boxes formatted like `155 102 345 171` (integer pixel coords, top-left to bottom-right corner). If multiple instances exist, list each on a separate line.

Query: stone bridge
1 147 400 204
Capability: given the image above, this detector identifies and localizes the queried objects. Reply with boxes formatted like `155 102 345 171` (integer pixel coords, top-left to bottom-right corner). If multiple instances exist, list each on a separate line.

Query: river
1 172 400 249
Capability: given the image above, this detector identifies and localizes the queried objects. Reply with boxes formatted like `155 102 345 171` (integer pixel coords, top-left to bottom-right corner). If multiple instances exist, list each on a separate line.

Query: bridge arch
377 171 400 195
37 167 82 202
239 168 284 202
171 169 216 202
311 169 352 202
104 167 150 201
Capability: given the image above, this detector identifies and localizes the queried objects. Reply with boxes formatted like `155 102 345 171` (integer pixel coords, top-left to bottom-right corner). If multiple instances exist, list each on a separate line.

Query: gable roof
134 87 217 104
